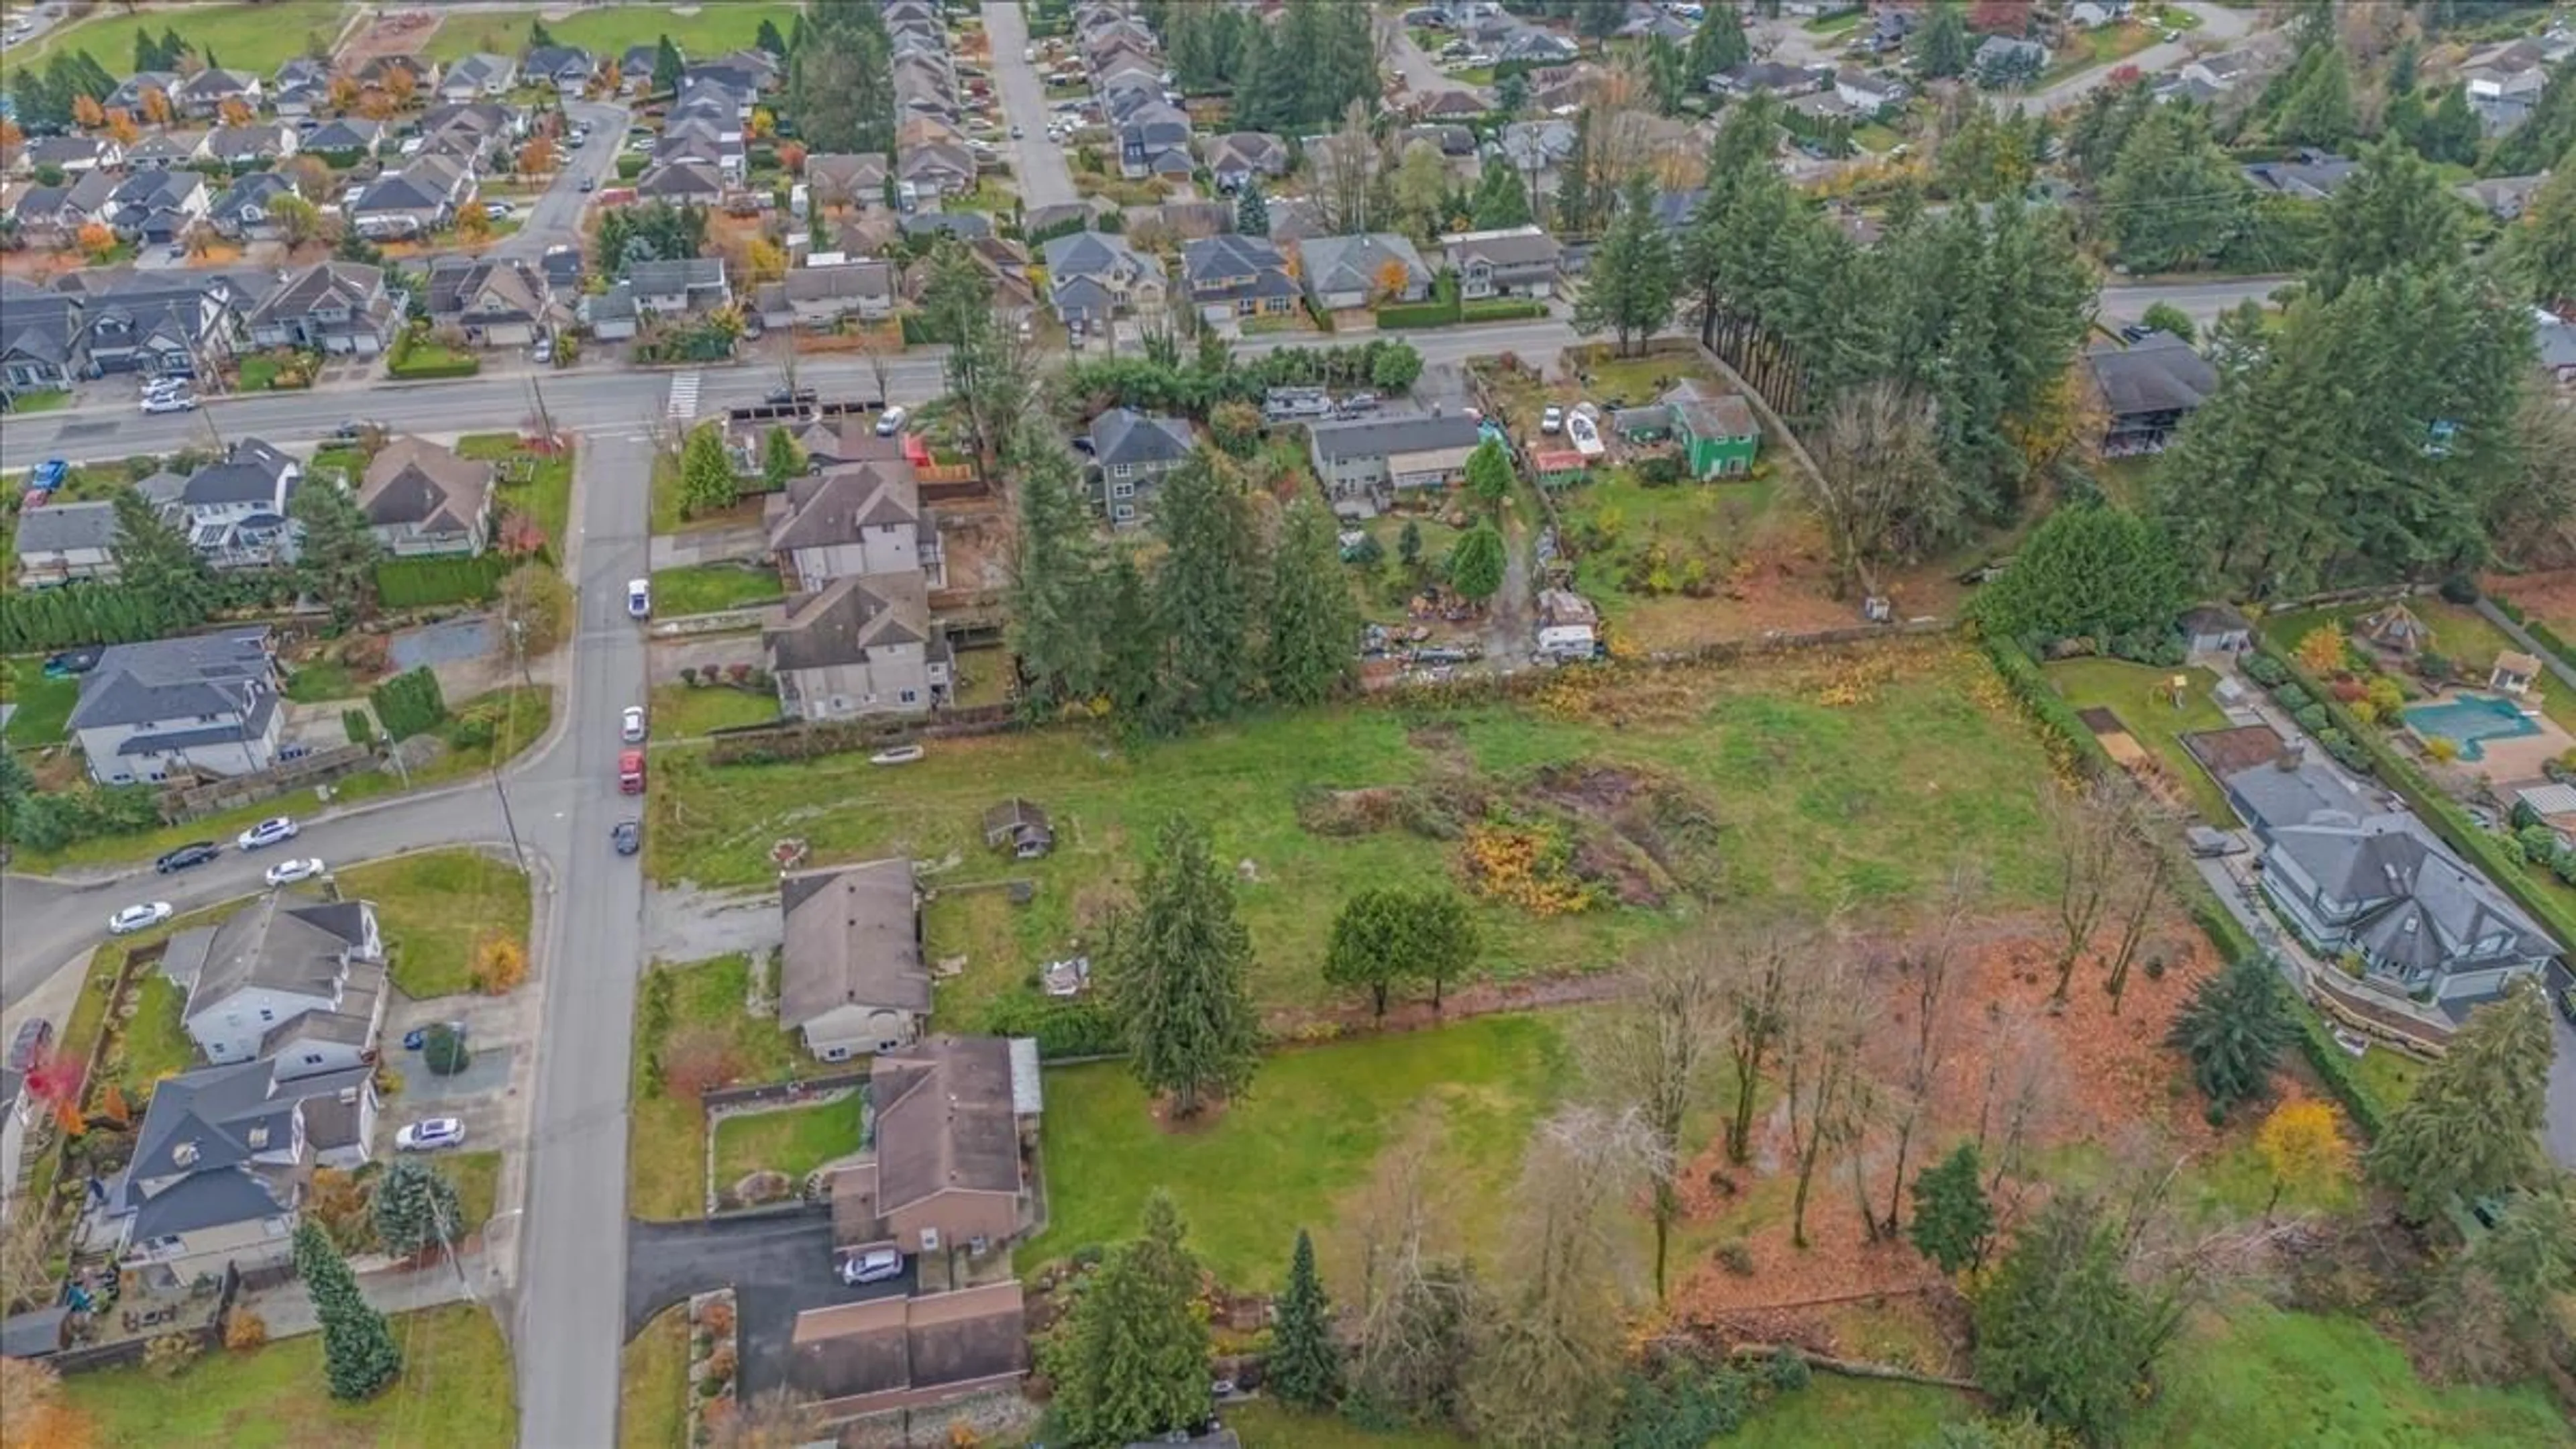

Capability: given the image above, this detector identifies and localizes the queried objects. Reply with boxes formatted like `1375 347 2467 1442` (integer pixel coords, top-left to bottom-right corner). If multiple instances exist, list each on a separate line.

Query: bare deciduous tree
1347 1130 1483 1431
1582 945 1727 1299
1718 919 1807 1166
1977 1004 2069 1198
2104 799 2180 1015
1882 866 1984 1236
1799 380 1951 600
1780 952 1872 1250
2047 776 2134 1005
1316 99 1391 235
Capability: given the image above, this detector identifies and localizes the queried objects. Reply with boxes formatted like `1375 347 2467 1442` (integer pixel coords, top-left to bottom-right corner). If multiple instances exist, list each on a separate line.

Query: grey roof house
627 256 731 315
68 627 282 786
1042 231 1166 325
777 860 932 1061
206 172 297 241
1309 413 1485 515
523 44 599 94
1089 408 1195 527
1296 233 1435 311
359 435 498 556
301 117 384 160
765 458 935 592
1442 225 1562 301
165 437 305 570
1200 131 1289 193
72 272 235 378
765 573 951 722
13 500 122 588
156 892 386 1069
1181 233 1300 321
247 261 400 356
2084 331 2218 456
753 258 897 329
425 255 560 347
0 278 82 396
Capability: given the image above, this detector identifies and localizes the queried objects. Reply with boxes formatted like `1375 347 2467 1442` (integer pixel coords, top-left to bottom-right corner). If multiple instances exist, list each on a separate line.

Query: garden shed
2181 604 2253 654
981 798 1055 859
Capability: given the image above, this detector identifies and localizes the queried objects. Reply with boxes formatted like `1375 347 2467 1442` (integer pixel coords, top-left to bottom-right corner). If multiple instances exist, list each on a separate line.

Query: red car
619 747 645 794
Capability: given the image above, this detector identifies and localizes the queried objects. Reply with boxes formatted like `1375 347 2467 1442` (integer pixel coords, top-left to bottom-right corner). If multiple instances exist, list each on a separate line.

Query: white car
627 578 651 619
141 392 197 414
236 816 299 851
874 405 908 437
108 902 174 936
1540 405 1564 435
484 201 513 220
394 1117 466 1152
839 1247 903 1285
264 857 327 887
621 706 647 742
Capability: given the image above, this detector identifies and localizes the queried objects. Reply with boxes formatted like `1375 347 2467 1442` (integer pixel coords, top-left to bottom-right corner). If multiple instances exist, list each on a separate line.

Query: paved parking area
379 985 538 1177
625 1211 914 1397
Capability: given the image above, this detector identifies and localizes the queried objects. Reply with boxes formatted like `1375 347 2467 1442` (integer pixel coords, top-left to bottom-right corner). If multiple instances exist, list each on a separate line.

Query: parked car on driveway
394 1117 466 1151
264 857 327 886
154 842 219 874
839 1247 903 1285
109 902 174 936
402 1022 466 1051
236 816 299 851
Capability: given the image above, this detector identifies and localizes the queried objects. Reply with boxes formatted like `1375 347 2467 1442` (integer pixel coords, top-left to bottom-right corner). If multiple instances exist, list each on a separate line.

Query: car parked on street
264 857 327 886
141 391 197 414
108 902 174 936
5 1019 54 1073
395 1117 466 1151
154 842 219 873
612 819 641 856
627 578 651 619
621 706 647 742
236 816 299 851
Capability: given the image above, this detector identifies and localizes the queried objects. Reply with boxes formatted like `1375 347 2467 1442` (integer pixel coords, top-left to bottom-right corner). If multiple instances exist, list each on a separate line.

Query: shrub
145 1332 201 1378
1716 1240 1755 1276
2243 653 2289 687
223 1310 268 1351
443 714 498 752
2416 649 2455 686
369 667 448 742
422 1024 471 1076
2292 703 2329 733
1760 1346 1811 1395
2273 682 2312 712
2438 572 2479 604
472 935 527 994
1633 453 1684 486
2518 824 2562 865
343 708 376 746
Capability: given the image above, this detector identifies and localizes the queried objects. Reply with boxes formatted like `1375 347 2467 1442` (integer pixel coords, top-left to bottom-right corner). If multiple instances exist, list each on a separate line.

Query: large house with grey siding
68 628 283 785
1307 413 1485 515
1088 408 1194 526
2220 745 2559 1010
156 893 386 1069
764 572 951 721
765 460 935 593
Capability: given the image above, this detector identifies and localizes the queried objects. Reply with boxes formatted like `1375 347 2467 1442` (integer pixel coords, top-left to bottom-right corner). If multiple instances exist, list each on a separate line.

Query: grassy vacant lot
1 0 348 77
2131 1303 2571 1446
429 1 797 64
619 1306 692 1449
1020 1014 1568 1291
629 954 829 1219
335 849 531 998
458 433 574 557
649 562 785 616
66 1303 514 1447
2045 657 2237 825
650 682 781 739
1 656 79 748
651 644 2064 1012
1560 463 1781 647
711 1090 864 1189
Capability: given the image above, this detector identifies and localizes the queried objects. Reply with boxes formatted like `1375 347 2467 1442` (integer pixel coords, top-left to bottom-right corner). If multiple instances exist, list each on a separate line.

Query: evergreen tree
1005 436 1105 716
2313 138 2465 299
1270 1229 1341 1409
109 487 215 633
1264 498 1358 707
527 18 554 48
292 1221 401 1400
1106 814 1261 1118
1973 1199 2151 1443
2273 45 2356 150
1689 1 1752 80
1397 518 1424 570
1470 156 1533 229
371 1159 464 1260
1446 524 1506 602
1235 177 1270 237
1554 107 1596 236
2369 979 2555 1222
289 476 386 627
1151 456 1257 725
1464 438 1513 512
1323 887 1478 1018
755 17 788 56
1915 1 1974 80
652 35 685 95
1054 1193 1212 1444
1097 551 1160 719
1572 176 1676 356
2101 104 2247 272
1974 504 2188 645
2505 152 2576 305
760 425 804 490
1495 70 1529 119
2417 84 2482 166
677 422 737 517
1909 1144 1996 1275
2163 954 2293 1115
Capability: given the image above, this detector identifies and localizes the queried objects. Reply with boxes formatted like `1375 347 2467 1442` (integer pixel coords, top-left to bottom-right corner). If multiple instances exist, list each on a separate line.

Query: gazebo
2355 602 2434 658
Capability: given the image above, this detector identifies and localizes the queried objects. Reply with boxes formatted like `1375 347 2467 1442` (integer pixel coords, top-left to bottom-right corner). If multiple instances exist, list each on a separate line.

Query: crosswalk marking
665 372 701 421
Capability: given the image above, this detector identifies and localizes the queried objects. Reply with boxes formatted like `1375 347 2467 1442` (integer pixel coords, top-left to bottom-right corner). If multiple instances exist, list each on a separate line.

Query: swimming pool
2401 693 2540 761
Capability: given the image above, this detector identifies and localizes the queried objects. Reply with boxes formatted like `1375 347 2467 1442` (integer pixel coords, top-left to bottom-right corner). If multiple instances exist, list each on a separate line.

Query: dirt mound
729 1170 795 1207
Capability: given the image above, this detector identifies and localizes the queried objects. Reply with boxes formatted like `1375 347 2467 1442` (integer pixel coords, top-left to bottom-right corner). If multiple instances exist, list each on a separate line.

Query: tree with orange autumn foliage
70 94 105 130
217 97 254 128
140 85 173 126
327 75 358 115
103 109 139 146
96 1080 129 1128
0 1354 97 1449
383 65 417 107
74 223 116 263
472 935 527 994
517 135 556 176
2255 1099 2352 1222
0 118 23 168
601 59 623 95
1373 256 1412 304
2294 624 2349 678
775 140 807 174
455 204 492 244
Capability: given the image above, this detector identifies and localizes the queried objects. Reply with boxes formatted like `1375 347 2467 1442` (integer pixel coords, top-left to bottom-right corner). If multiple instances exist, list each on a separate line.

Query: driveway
625 1211 915 1396
981 1 1078 211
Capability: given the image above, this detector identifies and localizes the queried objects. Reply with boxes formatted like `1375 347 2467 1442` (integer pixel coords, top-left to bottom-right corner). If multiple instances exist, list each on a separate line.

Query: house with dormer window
246 261 400 356
68 627 283 785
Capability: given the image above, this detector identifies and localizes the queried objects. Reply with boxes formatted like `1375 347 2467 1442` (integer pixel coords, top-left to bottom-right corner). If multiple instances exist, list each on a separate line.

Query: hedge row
2488 595 2576 676
0 584 180 652
1373 298 1553 331
1460 299 1550 323
977 988 1118 1059
2290 1002 2388 1139
1373 301 1460 329
385 337 482 381
370 666 448 743
1978 634 2120 777
375 553 516 608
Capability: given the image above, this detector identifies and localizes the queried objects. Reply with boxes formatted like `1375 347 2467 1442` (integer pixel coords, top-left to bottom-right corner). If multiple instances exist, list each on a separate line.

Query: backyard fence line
698 1069 873 1113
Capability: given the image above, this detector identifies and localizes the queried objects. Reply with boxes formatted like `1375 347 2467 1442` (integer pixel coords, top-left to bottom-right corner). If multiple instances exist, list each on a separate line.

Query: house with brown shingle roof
763 574 951 722
358 436 496 556
786 1281 1029 1417
827 1035 1040 1254
764 460 934 591
776 859 932 1061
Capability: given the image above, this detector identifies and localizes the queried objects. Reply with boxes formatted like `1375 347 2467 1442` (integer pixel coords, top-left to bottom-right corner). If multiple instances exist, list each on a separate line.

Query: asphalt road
983 1 1079 212
494 99 630 262
2001 1 2255 115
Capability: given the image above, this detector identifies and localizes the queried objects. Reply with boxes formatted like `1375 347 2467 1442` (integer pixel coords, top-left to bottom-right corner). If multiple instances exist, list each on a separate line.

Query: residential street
492 99 631 262
982 1 1079 212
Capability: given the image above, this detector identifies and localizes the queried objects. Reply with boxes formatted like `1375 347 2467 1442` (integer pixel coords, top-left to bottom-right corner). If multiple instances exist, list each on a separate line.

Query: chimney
2274 741 2305 772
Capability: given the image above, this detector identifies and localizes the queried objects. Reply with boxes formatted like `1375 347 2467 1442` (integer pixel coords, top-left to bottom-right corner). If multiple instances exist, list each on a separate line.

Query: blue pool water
2401 693 2540 761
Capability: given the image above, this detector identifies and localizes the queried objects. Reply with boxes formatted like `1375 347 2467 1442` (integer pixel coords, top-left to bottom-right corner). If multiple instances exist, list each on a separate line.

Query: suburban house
14 501 121 588
2465 39 2551 133
66 270 244 378
358 436 497 557
785 1284 1029 1419
105 170 210 244
246 261 402 356
1712 60 1826 98
614 43 660 93
158 893 386 1069
269 56 331 118
1180 233 1301 321
1442 226 1563 301
635 158 729 206
2457 173 2548 221
205 123 299 168
1415 87 1490 121
2217 739 2561 1009
105 1057 379 1289
122 131 211 171
206 172 297 242
348 160 468 239
1118 100 1196 180
895 138 978 199
438 52 520 102
1974 36 2049 82
173 66 262 119
777 859 932 1062
1297 233 1435 311
753 258 897 329
301 118 385 164
805 152 890 211
1042 231 1167 329
1610 381 1762 479
828 1035 1042 1257
766 459 934 593
2241 150 2359 201
625 257 731 315
1835 68 1910 112
0 278 82 397
21 133 121 174
103 70 180 114
523 44 600 95
1309 413 1486 515
764 573 952 721
1088 407 1195 526
68 628 282 786
8 170 121 247
169 438 305 570
2084 331 2219 455
424 256 560 347
1201 131 1289 193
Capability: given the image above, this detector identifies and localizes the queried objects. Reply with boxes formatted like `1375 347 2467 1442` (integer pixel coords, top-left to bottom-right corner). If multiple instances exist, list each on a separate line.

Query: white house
156 893 386 1068
765 458 934 592
68 628 284 786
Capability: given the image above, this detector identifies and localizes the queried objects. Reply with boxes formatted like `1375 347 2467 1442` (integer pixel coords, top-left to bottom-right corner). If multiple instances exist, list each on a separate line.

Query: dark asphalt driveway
625 1210 915 1395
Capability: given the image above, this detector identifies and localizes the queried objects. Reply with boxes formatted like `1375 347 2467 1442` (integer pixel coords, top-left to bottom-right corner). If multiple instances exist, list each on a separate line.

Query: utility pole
525 373 557 446
491 623 530 873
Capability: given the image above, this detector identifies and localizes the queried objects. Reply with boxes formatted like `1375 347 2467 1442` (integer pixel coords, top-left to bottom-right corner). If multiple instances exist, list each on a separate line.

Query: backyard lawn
1 0 348 77
1018 1013 1570 1291
710 1090 865 1190
649 683 782 739
648 643 2067 1012
2353 1042 2428 1108
1 656 80 747
1732 1375 1973 1446
334 849 532 999
110 973 197 1097
619 1306 692 1449
2263 598 2576 737
2045 657 2239 825
428 1 798 64
65 1303 515 1448
649 562 786 616
629 954 828 1219
458 433 574 557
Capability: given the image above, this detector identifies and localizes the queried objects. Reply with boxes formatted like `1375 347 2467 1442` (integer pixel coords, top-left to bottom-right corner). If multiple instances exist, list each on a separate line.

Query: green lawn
649 562 785 617
2045 657 2238 825
417 684 554 786
65 1303 515 1447
629 954 828 1220
442 1148 502 1234
649 683 782 740
1 0 350 78
281 659 359 704
457 433 574 557
333 849 532 999
2131 1303 2571 1446
649 645 2065 1010
1 656 80 747
427 1 798 65
619 1306 692 1449
1226 1401 1474 1448
710 1091 865 1191
110 973 197 1099
1732 1375 1974 1446
3 389 70 415
2353 1042 2428 1108
1020 1014 1570 1291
